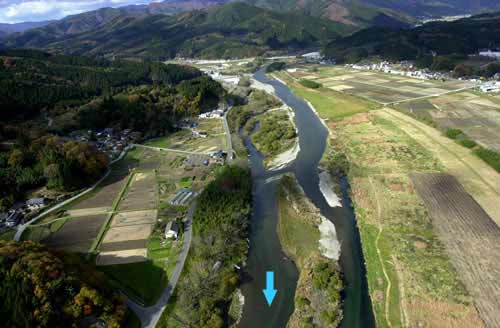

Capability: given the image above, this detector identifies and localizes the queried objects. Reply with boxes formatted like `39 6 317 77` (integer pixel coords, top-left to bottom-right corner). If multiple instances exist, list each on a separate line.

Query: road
223 106 234 162
133 143 212 156
126 202 195 328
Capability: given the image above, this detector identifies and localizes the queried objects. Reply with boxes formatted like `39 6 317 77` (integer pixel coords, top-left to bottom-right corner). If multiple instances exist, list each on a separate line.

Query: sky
0 0 158 24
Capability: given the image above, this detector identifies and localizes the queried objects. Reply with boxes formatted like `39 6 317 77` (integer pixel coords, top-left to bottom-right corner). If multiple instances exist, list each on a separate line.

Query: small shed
165 221 179 240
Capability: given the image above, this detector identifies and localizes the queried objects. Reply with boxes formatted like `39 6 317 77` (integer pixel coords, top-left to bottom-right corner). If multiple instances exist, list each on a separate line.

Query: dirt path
368 177 393 328
377 108 500 226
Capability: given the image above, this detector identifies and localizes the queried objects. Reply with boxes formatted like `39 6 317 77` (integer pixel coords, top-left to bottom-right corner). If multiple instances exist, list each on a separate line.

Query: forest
0 241 127 328
160 165 252 327
0 134 108 210
0 49 204 120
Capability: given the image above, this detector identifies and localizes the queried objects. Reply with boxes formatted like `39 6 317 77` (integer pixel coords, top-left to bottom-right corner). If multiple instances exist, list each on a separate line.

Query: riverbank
323 113 482 327
278 174 343 327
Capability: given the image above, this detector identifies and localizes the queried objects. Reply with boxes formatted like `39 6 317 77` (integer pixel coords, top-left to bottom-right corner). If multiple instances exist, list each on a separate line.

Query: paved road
223 107 234 162
126 202 195 328
133 143 211 156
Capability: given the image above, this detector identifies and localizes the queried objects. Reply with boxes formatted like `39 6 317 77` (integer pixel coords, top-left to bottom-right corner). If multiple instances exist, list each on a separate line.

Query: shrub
299 79 322 89
459 139 477 149
445 128 463 139
474 147 500 172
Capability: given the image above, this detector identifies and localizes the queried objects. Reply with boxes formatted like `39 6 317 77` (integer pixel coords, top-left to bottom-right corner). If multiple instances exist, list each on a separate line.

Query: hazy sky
0 0 157 23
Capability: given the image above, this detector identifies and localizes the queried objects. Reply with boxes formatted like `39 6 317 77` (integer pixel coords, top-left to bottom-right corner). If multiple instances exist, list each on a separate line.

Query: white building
165 221 179 240
480 81 500 93
479 50 500 59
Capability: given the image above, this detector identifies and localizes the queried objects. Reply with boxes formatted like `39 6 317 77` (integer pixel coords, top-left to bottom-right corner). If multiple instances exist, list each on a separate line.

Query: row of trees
160 166 252 327
0 241 127 327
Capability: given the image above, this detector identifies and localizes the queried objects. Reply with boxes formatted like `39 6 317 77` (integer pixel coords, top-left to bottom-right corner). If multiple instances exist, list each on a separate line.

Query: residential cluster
347 61 499 93
0 197 47 230
68 128 141 160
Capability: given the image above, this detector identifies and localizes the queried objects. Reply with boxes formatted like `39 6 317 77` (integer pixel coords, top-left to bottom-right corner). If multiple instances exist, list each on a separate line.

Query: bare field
291 66 473 105
42 215 107 253
377 108 500 226
410 173 500 328
117 172 156 211
96 249 148 266
71 172 128 210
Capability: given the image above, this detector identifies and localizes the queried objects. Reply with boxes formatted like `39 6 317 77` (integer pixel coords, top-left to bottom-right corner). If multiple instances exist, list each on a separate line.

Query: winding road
126 202 195 328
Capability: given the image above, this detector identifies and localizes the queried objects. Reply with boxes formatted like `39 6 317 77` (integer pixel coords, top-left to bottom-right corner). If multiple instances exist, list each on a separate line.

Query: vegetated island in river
278 173 343 327
227 89 299 169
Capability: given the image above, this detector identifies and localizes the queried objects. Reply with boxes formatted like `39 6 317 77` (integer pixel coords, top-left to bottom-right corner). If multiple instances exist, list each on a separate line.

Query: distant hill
3 3 352 59
0 21 53 35
323 12 500 63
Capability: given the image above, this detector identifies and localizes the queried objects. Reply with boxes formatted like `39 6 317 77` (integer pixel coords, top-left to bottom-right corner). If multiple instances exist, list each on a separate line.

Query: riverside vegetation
278 174 343 327
158 165 252 327
227 89 297 167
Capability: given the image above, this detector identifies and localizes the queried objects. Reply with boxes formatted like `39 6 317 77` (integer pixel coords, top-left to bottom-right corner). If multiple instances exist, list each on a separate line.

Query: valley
0 1 499 328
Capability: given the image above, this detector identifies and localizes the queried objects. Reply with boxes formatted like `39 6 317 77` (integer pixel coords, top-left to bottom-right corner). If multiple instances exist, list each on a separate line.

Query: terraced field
43 215 107 253
97 171 158 266
410 173 500 328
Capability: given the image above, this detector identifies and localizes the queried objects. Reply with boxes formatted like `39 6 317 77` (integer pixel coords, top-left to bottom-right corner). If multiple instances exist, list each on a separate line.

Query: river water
238 68 374 328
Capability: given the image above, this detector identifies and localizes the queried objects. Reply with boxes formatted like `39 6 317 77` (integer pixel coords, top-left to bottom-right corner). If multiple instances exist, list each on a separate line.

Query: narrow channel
239 68 374 328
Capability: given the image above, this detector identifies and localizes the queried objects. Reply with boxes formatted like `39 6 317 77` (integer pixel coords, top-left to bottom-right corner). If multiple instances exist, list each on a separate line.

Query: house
165 221 179 240
193 131 208 138
5 211 22 227
480 81 500 93
26 198 46 211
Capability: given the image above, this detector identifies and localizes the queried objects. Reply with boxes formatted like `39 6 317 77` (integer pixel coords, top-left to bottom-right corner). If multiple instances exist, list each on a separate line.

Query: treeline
0 49 202 120
160 166 252 327
0 241 127 328
0 134 108 210
323 12 500 74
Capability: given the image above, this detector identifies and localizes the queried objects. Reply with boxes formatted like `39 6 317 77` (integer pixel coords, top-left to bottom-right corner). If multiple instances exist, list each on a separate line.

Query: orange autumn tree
0 241 126 327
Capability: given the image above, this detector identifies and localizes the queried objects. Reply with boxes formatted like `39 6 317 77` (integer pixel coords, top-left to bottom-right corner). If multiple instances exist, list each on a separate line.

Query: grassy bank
277 174 343 327
323 112 480 327
273 71 378 121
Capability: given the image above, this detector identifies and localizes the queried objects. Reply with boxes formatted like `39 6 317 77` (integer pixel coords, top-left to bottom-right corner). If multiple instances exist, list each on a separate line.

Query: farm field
377 108 500 226
145 118 226 154
322 112 482 328
395 91 500 151
410 173 500 328
288 66 474 105
273 71 378 121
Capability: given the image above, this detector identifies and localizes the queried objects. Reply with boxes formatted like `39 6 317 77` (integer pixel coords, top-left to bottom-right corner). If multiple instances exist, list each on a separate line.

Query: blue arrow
262 271 277 306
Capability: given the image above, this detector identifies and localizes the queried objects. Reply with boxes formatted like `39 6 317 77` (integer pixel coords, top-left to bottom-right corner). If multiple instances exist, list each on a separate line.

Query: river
238 68 374 328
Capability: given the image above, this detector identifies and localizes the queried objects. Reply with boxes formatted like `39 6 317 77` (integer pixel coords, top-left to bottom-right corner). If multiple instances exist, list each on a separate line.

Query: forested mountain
323 12 500 63
2 3 351 59
236 0 500 26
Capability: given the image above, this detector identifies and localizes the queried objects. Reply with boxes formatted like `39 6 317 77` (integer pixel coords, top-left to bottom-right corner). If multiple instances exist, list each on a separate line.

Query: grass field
274 71 378 121
323 112 481 328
